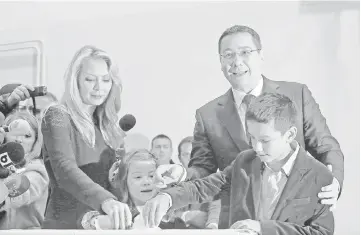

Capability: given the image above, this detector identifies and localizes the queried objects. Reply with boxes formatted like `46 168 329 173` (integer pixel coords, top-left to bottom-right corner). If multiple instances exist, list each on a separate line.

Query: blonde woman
41 45 130 229
0 111 48 229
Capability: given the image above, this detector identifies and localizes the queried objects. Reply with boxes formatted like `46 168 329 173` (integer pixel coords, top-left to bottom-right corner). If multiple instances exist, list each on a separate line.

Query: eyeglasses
220 49 261 60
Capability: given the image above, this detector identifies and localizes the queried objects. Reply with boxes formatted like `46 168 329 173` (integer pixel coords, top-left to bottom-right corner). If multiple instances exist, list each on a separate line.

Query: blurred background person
0 111 48 229
151 134 175 165
0 84 35 117
17 92 58 122
41 45 130 229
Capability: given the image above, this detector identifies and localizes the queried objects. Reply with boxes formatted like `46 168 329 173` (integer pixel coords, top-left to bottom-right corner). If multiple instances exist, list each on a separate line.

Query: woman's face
127 160 157 206
78 58 113 106
6 119 36 155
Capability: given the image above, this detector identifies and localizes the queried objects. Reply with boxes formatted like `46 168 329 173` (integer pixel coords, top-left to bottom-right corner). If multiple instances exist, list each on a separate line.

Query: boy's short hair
246 92 297 134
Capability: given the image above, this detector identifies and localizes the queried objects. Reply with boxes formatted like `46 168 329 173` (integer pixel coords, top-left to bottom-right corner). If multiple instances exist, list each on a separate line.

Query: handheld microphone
0 142 26 171
110 114 137 178
115 114 136 161
0 142 30 198
119 114 136 132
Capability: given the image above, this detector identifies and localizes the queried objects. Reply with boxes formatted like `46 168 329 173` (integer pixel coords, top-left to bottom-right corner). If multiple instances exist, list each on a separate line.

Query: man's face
247 119 293 164
179 142 192 168
151 138 173 165
219 32 263 93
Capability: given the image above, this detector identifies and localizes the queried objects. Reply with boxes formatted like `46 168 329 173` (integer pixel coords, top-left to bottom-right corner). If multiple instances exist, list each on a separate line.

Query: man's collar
263 141 300 177
232 77 264 108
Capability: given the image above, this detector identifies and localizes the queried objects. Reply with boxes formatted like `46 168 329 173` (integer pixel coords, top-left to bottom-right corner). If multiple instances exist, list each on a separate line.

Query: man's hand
143 193 171 228
101 199 132 230
7 84 34 107
154 164 186 188
318 164 340 211
230 219 261 234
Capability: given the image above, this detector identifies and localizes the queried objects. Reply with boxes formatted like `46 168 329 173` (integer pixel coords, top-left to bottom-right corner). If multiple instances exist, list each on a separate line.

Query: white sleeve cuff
158 192 172 209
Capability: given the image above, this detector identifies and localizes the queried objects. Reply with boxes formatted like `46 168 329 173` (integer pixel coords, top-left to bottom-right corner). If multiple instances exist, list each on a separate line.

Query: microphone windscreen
119 114 136 132
0 142 26 169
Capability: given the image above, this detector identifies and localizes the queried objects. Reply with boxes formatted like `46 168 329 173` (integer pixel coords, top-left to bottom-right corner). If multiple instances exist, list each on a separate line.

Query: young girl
0 111 49 229
80 149 185 230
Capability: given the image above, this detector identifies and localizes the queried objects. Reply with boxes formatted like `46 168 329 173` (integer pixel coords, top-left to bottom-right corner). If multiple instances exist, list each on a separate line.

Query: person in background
151 134 175 165
0 111 48 229
143 93 334 235
0 84 35 116
154 25 343 228
41 45 129 229
17 92 58 122
174 136 221 229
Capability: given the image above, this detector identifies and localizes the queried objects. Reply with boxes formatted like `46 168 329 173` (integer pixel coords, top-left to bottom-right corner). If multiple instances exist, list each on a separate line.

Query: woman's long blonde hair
4 111 43 161
60 45 125 149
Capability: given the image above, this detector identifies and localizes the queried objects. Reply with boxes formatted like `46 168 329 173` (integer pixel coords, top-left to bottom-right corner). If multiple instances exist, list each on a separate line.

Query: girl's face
127 160 157 206
5 119 36 155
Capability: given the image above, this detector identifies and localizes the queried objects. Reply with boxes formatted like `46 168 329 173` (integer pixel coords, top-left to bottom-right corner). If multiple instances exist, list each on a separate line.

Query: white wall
0 2 359 234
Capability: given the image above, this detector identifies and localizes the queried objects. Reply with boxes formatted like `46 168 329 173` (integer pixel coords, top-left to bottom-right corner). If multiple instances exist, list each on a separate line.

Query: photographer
0 84 35 116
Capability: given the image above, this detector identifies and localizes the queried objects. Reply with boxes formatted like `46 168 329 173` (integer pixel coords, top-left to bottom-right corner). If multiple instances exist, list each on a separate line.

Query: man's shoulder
197 90 231 112
269 78 305 90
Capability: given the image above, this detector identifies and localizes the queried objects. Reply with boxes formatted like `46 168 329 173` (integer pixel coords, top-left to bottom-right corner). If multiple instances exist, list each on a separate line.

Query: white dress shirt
257 143 300 221
232 78 264 132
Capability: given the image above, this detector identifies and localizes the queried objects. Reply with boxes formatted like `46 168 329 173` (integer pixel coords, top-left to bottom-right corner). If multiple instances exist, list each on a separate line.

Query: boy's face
247 119 293 164
127 160 157 205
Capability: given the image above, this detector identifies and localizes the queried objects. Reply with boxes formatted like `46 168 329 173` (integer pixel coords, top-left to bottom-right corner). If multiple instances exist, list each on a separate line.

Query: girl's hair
112 149 157 204
4 110 43 161
59 45 125 149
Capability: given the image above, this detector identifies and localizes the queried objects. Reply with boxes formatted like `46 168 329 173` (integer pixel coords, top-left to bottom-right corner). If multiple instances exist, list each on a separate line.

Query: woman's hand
101 199 132 229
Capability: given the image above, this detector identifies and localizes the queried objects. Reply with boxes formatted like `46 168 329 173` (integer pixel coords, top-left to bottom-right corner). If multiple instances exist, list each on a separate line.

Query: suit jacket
186 76 344 228
164 147 334 235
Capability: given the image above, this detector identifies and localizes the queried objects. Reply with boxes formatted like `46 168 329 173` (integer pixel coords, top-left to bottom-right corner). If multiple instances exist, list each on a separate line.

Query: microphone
114 114 136 162
0 142 26 171
119 114 136 132
0 142 30 198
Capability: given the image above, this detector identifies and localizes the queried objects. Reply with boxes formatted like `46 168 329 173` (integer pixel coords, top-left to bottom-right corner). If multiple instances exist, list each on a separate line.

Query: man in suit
154 25 343 228
143 93 334 235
